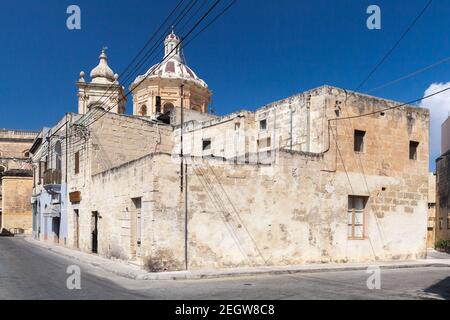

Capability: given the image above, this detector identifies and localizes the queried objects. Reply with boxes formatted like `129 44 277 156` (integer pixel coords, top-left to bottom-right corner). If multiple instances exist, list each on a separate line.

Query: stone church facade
31 31 430 271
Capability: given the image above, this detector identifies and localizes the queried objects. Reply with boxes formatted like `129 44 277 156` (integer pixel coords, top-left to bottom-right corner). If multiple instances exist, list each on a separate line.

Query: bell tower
76 48 127 115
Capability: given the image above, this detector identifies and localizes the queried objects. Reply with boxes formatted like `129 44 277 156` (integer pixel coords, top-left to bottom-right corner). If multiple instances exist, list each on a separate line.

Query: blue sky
0 0 449 169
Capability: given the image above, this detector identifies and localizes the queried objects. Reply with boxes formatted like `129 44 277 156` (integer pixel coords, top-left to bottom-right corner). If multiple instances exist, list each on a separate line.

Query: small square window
409 141 419 160
202 139 211 151
260 119 267 131
354 130 366 153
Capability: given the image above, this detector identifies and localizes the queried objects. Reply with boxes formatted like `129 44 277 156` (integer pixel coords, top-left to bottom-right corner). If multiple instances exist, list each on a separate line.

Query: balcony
43 169 62 186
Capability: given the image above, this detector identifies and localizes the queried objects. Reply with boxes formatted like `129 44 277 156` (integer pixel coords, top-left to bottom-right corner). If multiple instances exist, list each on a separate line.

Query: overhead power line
85 0 233 128
366 55 450 93
337 0 433 195
334 85 450 121
81 0 224 127
80 0 199 125
355 0 433 91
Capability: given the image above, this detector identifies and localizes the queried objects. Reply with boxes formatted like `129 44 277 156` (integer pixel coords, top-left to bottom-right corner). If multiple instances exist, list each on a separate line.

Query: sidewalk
25 237 450 281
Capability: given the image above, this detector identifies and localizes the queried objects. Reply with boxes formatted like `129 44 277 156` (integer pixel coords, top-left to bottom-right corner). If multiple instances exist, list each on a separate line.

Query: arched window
191 105 202 112
0 165 6 176
163 103 175 115
139 105 147 116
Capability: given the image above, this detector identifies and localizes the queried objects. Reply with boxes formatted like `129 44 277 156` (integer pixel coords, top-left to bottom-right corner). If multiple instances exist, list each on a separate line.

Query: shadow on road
424 276 450 300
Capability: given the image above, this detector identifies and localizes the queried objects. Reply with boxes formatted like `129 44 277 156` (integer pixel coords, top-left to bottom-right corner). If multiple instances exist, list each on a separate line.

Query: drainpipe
180 84 184 192
184 163 188 271
180 82 188 271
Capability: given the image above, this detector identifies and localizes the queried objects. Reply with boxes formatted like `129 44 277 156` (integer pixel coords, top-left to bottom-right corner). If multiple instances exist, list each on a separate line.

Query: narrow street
0 237 449 300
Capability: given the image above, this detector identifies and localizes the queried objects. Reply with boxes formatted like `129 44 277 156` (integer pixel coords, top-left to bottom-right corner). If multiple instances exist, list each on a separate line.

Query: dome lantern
90 47 116 84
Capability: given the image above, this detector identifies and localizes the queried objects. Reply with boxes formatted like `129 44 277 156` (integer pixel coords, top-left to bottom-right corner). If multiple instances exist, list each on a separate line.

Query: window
348 196 367 240
54 141 62 171
260 119 267 131
409 141 419 160
74 151 80 175
202 139 211 151
39 161 45 184
257 137 272 149
139 105 147 116
439 217 443 230
354 130 365 153
447 213 450 230
163 103 175 114
155 96 162 113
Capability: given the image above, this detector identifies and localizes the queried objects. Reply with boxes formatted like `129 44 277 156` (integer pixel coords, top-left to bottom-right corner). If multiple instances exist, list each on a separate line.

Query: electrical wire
355 0 433 91
85 0 228 128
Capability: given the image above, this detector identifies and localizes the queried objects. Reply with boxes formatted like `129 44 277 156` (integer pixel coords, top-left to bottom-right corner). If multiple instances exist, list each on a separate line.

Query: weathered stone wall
1 130 36 233
66 110 175 256
427 173 437 248
1 175 33 233
174 89 329 161
64 85 430 270
76 148 429 270
87 113 173 176
68 153 186 270
171 107 218 126
0 129 36 160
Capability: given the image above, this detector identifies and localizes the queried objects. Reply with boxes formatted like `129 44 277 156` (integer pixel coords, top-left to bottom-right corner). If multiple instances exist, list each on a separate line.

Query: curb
24 237 450 281
138 263 450 281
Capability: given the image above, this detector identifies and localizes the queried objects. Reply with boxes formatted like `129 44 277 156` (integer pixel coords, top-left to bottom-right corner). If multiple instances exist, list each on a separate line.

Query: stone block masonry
62 85 430 271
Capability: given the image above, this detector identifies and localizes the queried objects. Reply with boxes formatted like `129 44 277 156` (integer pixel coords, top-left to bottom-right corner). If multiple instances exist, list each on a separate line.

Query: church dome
132 31 208 89
90 49 116 83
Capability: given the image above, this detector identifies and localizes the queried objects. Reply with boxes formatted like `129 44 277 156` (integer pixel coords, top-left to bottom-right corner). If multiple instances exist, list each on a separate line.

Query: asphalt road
0 237 449 300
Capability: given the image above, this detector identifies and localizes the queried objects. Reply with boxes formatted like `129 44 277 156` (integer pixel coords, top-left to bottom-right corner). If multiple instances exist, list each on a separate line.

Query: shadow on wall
424 276 450 299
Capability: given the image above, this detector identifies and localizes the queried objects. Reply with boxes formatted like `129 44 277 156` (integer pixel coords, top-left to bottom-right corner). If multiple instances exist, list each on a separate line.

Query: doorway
52 217 60 244
427 227 435 248
91 211 99 254
131 198 142 258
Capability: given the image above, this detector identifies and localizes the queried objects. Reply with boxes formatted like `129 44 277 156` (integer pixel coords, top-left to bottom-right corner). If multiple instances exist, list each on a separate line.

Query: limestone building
427 172 437 248
435 118 450 244
32 31 430 271
0 129 37 234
